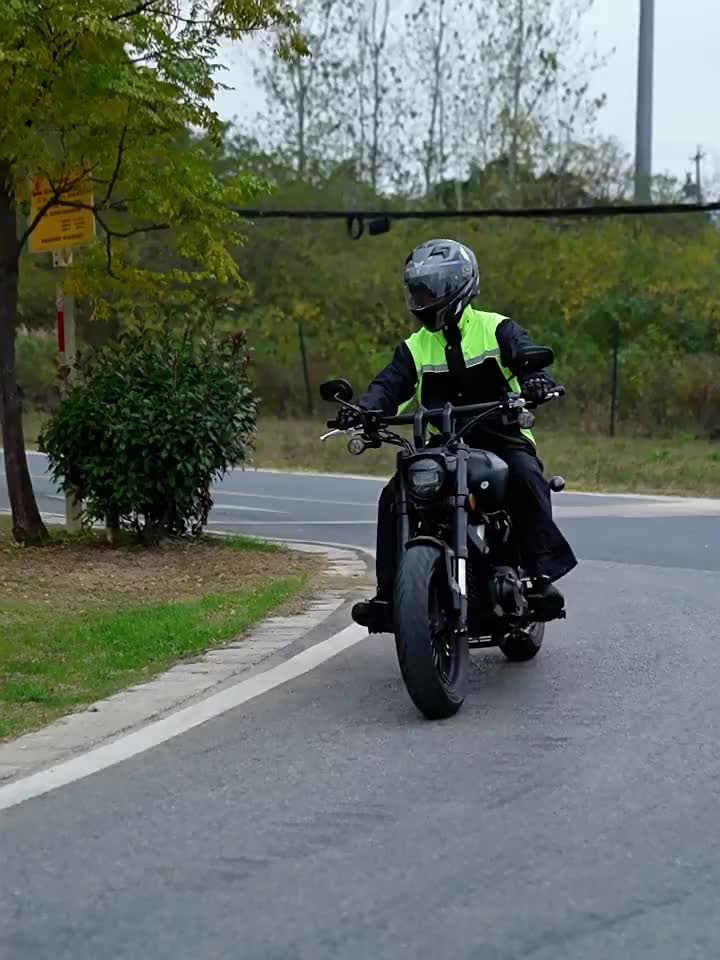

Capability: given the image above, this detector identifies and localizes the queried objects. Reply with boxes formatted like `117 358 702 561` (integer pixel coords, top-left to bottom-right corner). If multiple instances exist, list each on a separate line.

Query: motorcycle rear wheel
394 546 468 720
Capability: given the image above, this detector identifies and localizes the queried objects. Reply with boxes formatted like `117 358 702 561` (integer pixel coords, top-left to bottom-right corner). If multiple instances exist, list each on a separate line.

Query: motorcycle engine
489 566 529 619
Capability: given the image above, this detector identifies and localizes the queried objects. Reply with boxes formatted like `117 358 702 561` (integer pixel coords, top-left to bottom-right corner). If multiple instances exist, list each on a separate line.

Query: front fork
453 444 469 633
396 446 469 634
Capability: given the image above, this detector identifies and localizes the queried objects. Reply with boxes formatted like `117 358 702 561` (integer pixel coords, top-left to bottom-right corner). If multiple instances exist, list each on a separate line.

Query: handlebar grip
552 385 566 398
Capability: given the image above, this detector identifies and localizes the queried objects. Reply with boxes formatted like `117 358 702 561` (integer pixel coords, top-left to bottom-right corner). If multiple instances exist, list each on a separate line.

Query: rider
335 238 577 633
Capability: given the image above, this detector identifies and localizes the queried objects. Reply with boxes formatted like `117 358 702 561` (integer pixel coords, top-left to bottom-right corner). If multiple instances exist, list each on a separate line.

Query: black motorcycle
319 345 567 721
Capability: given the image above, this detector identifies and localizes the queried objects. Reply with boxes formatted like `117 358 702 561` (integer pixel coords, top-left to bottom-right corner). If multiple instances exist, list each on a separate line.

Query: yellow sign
29 173 96 254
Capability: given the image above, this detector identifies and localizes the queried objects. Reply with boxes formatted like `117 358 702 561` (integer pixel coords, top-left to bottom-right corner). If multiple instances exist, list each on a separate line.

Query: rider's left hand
520 372 555 404
336 405 365 431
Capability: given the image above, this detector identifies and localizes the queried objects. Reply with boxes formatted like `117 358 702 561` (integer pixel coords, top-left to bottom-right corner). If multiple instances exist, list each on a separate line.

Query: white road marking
207 519 377 526
0 623 368 812
554 502 720 519
211 529 378 560
212 489 377 508
211 503 286 514
237 466 389 483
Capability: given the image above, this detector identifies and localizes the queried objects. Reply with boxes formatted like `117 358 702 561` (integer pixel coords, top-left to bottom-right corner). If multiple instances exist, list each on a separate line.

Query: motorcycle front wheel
394 545 469 720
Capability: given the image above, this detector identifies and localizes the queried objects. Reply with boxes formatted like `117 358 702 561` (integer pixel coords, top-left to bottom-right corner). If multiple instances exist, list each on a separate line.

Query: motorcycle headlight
406 458 446 500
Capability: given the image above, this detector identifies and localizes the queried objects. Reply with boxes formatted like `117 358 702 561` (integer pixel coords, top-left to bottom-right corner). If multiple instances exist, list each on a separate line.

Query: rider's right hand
336 405 364 431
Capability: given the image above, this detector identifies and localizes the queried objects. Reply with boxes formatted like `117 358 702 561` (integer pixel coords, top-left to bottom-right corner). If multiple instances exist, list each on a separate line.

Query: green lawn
0 519 314 740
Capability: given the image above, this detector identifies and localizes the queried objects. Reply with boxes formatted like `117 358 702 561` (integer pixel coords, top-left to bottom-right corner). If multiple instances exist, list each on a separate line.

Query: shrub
40 322 256 542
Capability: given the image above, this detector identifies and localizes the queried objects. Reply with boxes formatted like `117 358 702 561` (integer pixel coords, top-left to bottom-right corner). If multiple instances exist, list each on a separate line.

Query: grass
251 416 720 498
0 517 315 741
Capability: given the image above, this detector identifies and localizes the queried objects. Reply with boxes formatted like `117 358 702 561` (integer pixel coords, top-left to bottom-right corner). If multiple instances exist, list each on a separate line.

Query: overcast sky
214 0 720 188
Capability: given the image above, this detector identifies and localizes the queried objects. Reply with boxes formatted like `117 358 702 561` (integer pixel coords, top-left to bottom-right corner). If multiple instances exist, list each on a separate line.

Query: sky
214 0 720 190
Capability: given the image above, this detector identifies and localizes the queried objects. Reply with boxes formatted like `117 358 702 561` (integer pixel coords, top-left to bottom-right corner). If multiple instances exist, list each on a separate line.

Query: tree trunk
508 0 525 188
297 69 306 178
0 160 49 544
424 0 445 195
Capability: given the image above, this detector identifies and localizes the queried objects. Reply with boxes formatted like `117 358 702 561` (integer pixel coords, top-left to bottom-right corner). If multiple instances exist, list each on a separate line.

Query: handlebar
326 387 565 431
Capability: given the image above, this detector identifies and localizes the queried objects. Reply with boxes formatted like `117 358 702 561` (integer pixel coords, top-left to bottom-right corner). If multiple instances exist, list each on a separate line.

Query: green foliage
39 319 257 541
16 328 59 409
0 0 306 544
0 1 306 306
210 157 720 434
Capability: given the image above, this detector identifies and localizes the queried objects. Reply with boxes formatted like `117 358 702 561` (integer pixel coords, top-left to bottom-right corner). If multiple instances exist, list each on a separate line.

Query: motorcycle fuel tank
467 450 509 511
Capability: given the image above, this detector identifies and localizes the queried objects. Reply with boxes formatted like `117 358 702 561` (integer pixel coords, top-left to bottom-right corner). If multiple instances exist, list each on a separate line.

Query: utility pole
691 145 705 204
634 0 655 203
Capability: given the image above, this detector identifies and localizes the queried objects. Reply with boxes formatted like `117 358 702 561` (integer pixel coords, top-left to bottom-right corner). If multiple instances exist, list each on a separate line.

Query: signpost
29 172 96 532
29 175 96 255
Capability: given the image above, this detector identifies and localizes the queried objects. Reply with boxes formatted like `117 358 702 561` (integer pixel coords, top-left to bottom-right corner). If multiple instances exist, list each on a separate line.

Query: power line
235 200 720 239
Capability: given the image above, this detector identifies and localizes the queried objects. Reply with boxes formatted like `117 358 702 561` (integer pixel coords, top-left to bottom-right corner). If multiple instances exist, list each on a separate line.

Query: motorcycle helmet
403 238 480 332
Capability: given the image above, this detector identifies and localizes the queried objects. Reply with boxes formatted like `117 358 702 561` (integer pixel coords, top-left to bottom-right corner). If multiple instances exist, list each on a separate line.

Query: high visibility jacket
359 306 539 446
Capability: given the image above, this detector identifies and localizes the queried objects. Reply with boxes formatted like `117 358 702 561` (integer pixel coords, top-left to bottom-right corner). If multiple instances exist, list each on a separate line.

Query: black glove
520 372 555 404
336 405 364 431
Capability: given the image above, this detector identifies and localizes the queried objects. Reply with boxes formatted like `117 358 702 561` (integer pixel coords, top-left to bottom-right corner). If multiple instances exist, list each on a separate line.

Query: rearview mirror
515 346 554 373
319 378 354 403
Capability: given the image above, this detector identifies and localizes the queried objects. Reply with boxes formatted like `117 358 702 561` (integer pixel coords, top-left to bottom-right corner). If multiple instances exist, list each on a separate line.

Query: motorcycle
319 345 568 721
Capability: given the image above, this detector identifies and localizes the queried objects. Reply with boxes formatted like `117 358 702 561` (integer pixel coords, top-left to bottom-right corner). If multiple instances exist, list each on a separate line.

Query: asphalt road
2 453 720 959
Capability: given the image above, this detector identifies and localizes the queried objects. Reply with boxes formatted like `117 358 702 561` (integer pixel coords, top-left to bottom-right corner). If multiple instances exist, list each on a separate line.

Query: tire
394 545 469 720
498 621 545 662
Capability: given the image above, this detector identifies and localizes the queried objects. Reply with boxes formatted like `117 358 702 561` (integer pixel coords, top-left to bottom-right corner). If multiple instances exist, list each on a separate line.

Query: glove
336 405 364 431
521 372 555 404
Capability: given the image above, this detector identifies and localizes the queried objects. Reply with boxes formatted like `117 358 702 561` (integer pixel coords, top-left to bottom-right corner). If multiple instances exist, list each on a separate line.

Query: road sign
29 173 96 254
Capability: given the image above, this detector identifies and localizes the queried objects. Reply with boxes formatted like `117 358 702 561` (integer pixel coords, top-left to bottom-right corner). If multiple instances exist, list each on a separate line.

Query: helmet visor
404 260 473 313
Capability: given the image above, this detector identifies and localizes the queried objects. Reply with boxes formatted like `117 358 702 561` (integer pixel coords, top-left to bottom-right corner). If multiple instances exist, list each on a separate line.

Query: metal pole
63 290 82 532
634 0 655 203
54 247 82 532
694 146 704 205
297 319 314 418
609 316 620 438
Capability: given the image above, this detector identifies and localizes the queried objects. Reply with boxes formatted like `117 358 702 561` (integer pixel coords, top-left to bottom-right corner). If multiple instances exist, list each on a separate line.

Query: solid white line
238 466 389 483
212 489 377 508
211 530 378 560
211 503 286 514
0 622 368 812
206 519 377 526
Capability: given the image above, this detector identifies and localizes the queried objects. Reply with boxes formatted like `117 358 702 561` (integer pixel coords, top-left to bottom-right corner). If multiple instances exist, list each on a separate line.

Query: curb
0 543 369 785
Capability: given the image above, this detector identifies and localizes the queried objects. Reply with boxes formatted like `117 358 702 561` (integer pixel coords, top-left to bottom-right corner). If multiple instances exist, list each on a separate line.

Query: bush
40 322 256 542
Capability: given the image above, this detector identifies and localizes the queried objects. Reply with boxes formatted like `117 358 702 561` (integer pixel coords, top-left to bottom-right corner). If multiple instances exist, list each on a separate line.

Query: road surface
2 453 720 959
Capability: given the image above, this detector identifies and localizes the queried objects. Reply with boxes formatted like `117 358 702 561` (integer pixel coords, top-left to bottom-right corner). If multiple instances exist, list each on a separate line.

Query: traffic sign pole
53 248 82 533
30 172 96 535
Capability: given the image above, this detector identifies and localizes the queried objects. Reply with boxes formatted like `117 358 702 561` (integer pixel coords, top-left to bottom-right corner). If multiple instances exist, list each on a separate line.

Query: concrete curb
0 543 368 785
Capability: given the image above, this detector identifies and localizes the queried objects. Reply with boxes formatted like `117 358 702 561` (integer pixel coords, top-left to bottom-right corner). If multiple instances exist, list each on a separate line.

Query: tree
357 0 391 192
254 0 357 180
460 0 607 201
0 0 302 543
